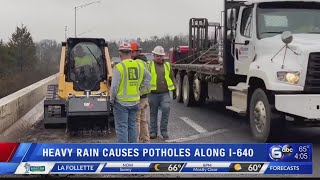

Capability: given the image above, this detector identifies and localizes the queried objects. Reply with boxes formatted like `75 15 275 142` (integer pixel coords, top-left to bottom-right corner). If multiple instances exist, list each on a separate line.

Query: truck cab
169 46 190 64
226 0 320 141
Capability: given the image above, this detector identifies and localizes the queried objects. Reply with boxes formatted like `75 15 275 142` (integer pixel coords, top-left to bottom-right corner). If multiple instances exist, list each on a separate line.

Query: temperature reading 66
168 164 182 172
248 164 261 172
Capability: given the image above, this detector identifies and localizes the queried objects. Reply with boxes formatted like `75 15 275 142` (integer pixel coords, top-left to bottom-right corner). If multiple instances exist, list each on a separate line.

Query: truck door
234 6 255 75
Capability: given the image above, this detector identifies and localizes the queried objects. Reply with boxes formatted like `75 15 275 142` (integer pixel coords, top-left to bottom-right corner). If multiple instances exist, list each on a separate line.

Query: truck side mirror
227 30 235 40
227 8 237 30
281 31 293 45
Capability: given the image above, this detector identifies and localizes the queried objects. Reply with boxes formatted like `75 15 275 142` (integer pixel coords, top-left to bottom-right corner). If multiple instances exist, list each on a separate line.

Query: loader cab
65 38 107 92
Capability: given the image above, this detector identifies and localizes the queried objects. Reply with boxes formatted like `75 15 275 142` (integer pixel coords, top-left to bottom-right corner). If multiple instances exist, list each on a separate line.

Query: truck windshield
257 2 320 39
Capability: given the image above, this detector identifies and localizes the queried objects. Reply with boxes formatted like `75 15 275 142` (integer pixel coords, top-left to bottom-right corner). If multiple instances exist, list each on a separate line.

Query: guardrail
0 73 59 140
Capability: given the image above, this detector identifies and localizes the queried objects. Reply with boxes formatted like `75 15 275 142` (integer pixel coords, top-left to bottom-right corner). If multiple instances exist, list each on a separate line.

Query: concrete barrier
0 73 59 140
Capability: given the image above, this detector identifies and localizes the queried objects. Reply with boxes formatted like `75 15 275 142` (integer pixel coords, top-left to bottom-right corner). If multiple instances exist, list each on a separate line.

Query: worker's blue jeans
149 92 171 135
113 101 139 143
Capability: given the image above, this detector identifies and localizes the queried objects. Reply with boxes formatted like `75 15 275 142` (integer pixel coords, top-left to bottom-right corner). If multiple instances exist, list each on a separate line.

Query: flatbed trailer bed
172 63 224 76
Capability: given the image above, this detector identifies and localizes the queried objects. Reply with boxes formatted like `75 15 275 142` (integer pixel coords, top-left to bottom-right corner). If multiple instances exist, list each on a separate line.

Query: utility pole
74 1 100 38
65 26 68 40
74 7 77 37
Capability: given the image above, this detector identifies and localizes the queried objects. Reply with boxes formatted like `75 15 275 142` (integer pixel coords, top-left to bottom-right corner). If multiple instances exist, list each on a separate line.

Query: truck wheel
175 72 183 102
249 88 285 142
193 76 207 105
182 74 194 106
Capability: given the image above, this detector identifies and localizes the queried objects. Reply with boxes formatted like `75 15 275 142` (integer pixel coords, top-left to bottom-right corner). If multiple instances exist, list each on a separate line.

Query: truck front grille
305 52 320 93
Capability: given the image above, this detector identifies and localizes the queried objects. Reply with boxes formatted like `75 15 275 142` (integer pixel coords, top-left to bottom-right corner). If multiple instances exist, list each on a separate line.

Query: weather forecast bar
12 161 312 174
0 143 312 174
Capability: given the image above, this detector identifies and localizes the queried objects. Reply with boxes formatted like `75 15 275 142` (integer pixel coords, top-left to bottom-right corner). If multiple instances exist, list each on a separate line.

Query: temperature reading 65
299 145 309 153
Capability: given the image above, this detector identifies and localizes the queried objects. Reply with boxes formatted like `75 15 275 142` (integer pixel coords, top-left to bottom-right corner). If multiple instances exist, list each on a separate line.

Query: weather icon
154 164 160 171
234 164 242 171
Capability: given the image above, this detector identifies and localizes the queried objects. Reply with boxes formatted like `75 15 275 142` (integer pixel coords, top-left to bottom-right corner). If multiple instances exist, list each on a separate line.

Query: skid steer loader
43 38 113 136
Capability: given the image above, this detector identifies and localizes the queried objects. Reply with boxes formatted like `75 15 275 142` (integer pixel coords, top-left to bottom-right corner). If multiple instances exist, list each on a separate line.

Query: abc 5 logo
269 145 293 160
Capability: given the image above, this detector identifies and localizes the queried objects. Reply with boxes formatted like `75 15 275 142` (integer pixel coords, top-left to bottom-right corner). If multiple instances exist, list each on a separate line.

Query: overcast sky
0 0 224 43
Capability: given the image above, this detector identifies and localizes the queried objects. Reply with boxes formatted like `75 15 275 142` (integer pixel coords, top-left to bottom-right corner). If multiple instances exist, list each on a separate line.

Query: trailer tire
249 88 285 142
193 76 207 105
182 74 194 106
175 72 183 102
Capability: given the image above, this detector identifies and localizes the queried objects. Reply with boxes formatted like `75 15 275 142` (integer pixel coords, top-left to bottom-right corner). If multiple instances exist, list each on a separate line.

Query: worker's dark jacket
133 54 148 62
134 54 149 98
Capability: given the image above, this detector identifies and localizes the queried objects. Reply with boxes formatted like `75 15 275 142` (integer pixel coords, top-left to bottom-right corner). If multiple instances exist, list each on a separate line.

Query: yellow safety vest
115 59 144 102
149 61 175 91
75 55 93 68
135 59 150 95
136 59 147 68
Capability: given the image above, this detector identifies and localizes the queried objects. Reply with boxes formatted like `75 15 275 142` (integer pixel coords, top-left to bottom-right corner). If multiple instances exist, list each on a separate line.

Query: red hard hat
130 41 142 51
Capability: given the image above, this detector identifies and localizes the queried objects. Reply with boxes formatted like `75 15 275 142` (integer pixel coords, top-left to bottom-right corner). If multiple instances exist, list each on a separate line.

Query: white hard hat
152 46 165 56
118 42 132 52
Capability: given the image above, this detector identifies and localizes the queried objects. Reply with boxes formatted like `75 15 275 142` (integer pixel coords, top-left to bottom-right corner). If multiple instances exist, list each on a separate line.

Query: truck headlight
277 71 300 85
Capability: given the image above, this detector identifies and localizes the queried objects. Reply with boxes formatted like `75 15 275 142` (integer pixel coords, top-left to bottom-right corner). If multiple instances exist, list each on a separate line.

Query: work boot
161 132 169 140
150 133 157 139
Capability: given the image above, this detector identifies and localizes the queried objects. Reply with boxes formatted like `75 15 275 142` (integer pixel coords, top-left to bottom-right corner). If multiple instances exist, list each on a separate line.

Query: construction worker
110 42 151 143
131 41 148 62
74 45 94 69
148 46 176 140
131 41 150 143
73 45 97 87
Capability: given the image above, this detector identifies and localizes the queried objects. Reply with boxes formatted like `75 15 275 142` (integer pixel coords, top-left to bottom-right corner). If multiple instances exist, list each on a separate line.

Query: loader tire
44 124 56 129
44 84 64 129
44 123 63 129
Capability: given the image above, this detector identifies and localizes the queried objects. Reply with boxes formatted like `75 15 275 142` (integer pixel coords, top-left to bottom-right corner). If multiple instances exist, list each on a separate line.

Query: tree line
0 25 188 98
0 24 61 98
107 35 189 57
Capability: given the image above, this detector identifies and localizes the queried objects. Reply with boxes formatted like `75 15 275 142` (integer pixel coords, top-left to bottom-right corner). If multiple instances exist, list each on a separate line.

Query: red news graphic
0 143 19 162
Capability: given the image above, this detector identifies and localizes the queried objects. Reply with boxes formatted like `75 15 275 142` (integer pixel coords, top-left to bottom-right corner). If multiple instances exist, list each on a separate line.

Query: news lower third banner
0 143 312 174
